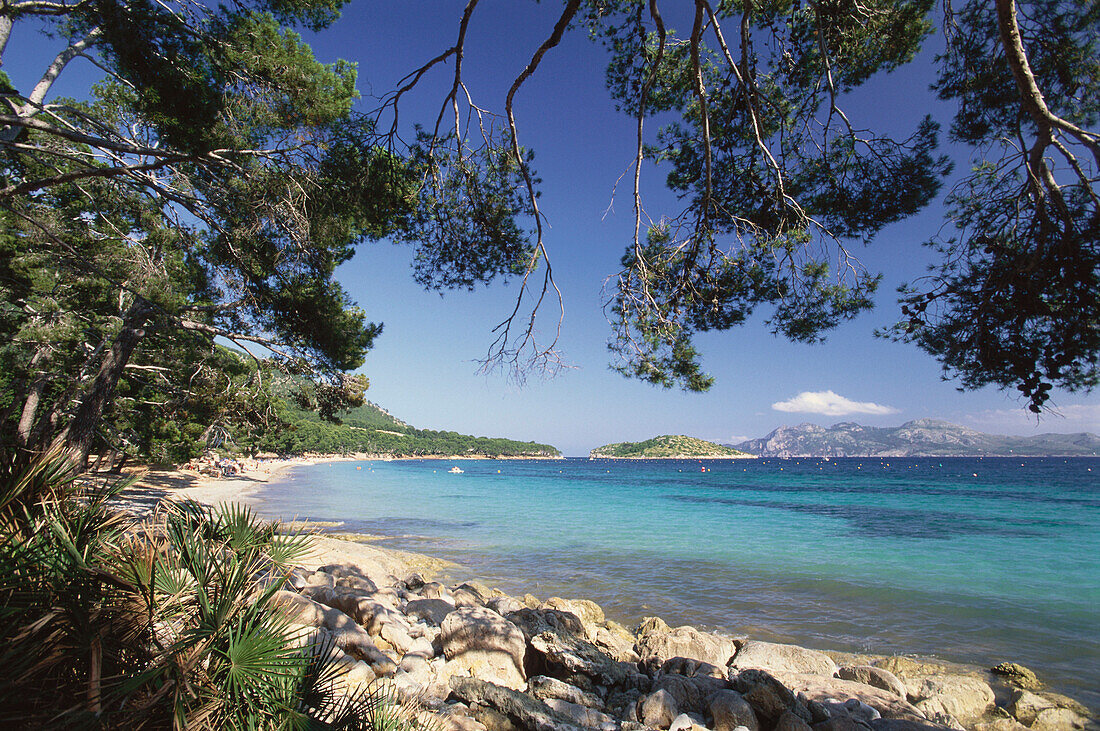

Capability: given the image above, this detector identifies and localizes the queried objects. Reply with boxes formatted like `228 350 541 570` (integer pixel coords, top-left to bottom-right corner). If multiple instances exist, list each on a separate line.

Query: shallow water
254 456 1100 709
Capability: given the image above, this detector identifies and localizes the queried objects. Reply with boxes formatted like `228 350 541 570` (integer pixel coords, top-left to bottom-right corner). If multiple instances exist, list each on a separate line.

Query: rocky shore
122 468 1095 731
269 552 1094 731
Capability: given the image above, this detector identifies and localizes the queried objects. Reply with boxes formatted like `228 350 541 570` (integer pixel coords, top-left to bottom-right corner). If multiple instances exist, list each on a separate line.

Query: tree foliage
394 0 1096 412
888 0 1099 412
0 4 377 466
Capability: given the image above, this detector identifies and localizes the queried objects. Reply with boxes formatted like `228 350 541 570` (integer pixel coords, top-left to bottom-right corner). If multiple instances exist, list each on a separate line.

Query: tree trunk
57 299 155 469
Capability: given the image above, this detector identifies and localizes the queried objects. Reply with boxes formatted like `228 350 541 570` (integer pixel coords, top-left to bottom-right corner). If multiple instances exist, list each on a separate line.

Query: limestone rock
640 688 680 729
1030 708 1089 731
661 656 728 680
407 598 456 626
486 596 524 616
543 697 615 729
441 606 527 691
528 675 603 709
595 621 640 664
669 711 707 731
542 597 606 641
990 663 1042 692
874 658 950 680
508 606 587 641
529 628 635 687
775 710 815 731
819 699 881 724
637 623 737 669
812 716 875 731
1010 689 1056 726
732 641 839 677
270 590 395 674
336 574 378 594
708 689 760 731
870 719 953 731
906 675 995 725
971 719 1031 731
654 673 726 716
423 582 454 602
449 676 585 731
838 666 908 699
771 672 925 722
730 669 813 727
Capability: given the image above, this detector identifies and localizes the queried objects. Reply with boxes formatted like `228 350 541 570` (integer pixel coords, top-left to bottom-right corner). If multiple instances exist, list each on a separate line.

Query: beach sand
116 456 450 580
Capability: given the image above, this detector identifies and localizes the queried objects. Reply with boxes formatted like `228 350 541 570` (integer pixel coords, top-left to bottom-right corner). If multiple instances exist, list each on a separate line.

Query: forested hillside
264 397 560 458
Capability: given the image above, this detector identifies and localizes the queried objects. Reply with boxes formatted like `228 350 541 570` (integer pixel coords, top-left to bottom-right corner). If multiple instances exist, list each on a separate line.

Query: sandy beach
115 455 450 582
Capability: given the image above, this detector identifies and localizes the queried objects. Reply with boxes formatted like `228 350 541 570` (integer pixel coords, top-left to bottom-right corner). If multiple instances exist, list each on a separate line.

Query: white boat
448 466 464 474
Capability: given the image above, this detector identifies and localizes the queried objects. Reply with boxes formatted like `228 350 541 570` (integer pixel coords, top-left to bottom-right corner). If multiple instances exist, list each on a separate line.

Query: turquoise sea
254 457 1100 709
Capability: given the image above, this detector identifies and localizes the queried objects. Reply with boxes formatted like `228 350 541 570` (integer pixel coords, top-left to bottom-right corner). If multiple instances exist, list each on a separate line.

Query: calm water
254 457 1100 709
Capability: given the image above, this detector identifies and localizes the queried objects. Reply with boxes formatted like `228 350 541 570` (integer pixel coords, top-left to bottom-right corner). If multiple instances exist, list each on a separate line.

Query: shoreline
119 459 1097 730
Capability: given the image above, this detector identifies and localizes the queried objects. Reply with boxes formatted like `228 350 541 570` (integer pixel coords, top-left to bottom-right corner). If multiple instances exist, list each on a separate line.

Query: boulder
543 698 616 729
771 672 925 722
990 663 1042 692
453 583 489 608
336 574 378 594
270 590 395 674
595 621 640 664
654 673 727 716
640 688 680 729
730 669 813 727
1009 689 1056 726
669 712 707 731
487 596 524 616
542 597 606 641
732 641 839 677
870 719 953 731
528 675 603 709
1030 708 1089 731
874 658 950 680
508 607 587 641
380 621 416 654
637 623 737 669
406 598 456 626
449 676 585 731
423 582 454 602
529 629 636 688
819 699 881 724
838 666 908 699
441 606 527 691
812 716 875 731
708 689 759 731
775 710 815 731
662 656 728 680
971 719 1031 731
905 675 995 725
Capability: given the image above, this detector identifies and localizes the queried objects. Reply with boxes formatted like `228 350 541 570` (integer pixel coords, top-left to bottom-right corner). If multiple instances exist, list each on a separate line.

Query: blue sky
7 1 1098 455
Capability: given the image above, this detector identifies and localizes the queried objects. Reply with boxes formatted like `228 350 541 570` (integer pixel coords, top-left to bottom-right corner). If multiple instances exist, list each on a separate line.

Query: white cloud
772 390 899 417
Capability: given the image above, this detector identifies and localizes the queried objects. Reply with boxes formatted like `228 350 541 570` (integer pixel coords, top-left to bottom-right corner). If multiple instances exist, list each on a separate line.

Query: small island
589 434 756 459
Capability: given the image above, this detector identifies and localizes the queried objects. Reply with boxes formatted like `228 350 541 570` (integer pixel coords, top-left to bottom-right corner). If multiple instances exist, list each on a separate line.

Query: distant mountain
591 435 755 459
731 419 1100 457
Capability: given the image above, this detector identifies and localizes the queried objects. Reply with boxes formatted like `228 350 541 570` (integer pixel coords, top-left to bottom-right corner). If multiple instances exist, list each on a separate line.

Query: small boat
448 466 464 474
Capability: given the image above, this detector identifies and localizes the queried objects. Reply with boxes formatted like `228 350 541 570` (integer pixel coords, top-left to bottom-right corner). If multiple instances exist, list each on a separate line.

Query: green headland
589 434 755 459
